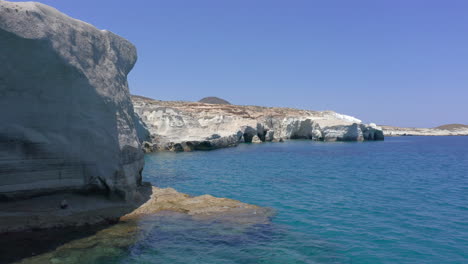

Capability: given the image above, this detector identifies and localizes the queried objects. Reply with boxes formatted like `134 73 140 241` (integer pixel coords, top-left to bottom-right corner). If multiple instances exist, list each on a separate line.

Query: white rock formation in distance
0 1 144 200
132 96 384 152
381 125 468 136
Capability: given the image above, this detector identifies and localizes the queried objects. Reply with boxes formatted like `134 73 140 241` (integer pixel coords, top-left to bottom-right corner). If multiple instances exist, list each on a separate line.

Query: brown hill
434 124 468 130
199 97 231 105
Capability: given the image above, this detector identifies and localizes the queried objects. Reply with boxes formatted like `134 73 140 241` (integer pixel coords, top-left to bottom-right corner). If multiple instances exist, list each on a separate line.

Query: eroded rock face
265 130 275 142
251 135 262 143
132 96 384 152
0 1 143 199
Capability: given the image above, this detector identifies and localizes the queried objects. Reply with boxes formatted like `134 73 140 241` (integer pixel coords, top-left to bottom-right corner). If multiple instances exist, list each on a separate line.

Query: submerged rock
0 1 144 200
120 186 272 223
13 186 273 264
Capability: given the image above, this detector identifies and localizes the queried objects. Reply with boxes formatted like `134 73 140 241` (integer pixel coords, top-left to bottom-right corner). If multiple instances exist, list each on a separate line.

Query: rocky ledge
381 124 468 136
132 96 384 152
0 183 270 234
2 183 272 263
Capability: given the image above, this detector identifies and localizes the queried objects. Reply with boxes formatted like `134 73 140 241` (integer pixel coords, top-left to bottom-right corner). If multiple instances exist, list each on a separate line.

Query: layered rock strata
0 2 270 243
132 96 384 152
0 1 144 200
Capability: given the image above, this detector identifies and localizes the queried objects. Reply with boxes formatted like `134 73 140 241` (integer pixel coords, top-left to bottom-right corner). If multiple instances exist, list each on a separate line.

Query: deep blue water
125 137 468 264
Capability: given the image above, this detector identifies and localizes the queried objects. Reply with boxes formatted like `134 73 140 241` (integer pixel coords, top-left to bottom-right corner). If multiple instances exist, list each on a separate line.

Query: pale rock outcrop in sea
132 96 384 152
381 124 468 136
0 2 143 200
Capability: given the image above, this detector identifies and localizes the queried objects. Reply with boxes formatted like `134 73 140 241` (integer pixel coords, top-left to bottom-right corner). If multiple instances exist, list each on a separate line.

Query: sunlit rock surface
0 1 143 199
381 124 468 136
12 186 273 264
132 96 384 152
121 186 272 223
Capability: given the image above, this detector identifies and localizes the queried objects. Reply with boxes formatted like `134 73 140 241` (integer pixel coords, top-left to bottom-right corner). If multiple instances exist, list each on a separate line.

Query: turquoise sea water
124 137 468 264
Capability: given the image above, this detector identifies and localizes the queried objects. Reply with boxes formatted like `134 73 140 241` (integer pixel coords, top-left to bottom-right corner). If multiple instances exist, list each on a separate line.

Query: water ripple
121 137 468 264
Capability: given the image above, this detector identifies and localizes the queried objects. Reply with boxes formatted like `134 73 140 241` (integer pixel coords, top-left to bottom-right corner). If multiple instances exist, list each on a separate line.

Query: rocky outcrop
381 125 468 136
0 1 143 200
120 186 272 222
3 184 273 263
0 184 270 233
435 124 468 130
132 96 384 152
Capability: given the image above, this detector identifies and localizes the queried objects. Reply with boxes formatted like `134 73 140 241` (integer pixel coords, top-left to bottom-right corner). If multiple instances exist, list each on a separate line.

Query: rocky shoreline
0 2 274 251
132 96 384 152
381 125 468 137
1 1 464 263
1 183 272 263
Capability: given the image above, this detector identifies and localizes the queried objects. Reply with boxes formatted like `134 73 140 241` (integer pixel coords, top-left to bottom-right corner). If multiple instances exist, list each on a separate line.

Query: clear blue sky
12 0 468 127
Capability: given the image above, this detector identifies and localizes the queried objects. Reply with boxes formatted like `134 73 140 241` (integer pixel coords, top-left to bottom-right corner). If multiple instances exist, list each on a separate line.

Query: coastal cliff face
132 96 384 152
0 1 144 200
381 125 468 136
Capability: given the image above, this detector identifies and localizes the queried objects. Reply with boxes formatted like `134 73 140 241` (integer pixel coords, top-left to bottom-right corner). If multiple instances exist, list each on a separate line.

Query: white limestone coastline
132 96 384 152
381 124 468 137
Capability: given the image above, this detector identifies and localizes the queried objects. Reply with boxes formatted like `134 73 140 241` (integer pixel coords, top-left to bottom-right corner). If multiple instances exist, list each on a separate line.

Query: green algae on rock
12 186 273 264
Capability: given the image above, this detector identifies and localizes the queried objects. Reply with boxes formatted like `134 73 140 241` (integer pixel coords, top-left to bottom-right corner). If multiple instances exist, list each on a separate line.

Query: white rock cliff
0 1 144 200
132 96 384 152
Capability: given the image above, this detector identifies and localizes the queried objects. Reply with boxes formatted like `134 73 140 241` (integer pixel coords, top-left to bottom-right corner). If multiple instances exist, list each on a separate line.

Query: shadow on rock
0 184 153 264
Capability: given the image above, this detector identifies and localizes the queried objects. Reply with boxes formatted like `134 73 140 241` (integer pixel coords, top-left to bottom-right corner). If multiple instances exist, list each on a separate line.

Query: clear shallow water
124 137 468 264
